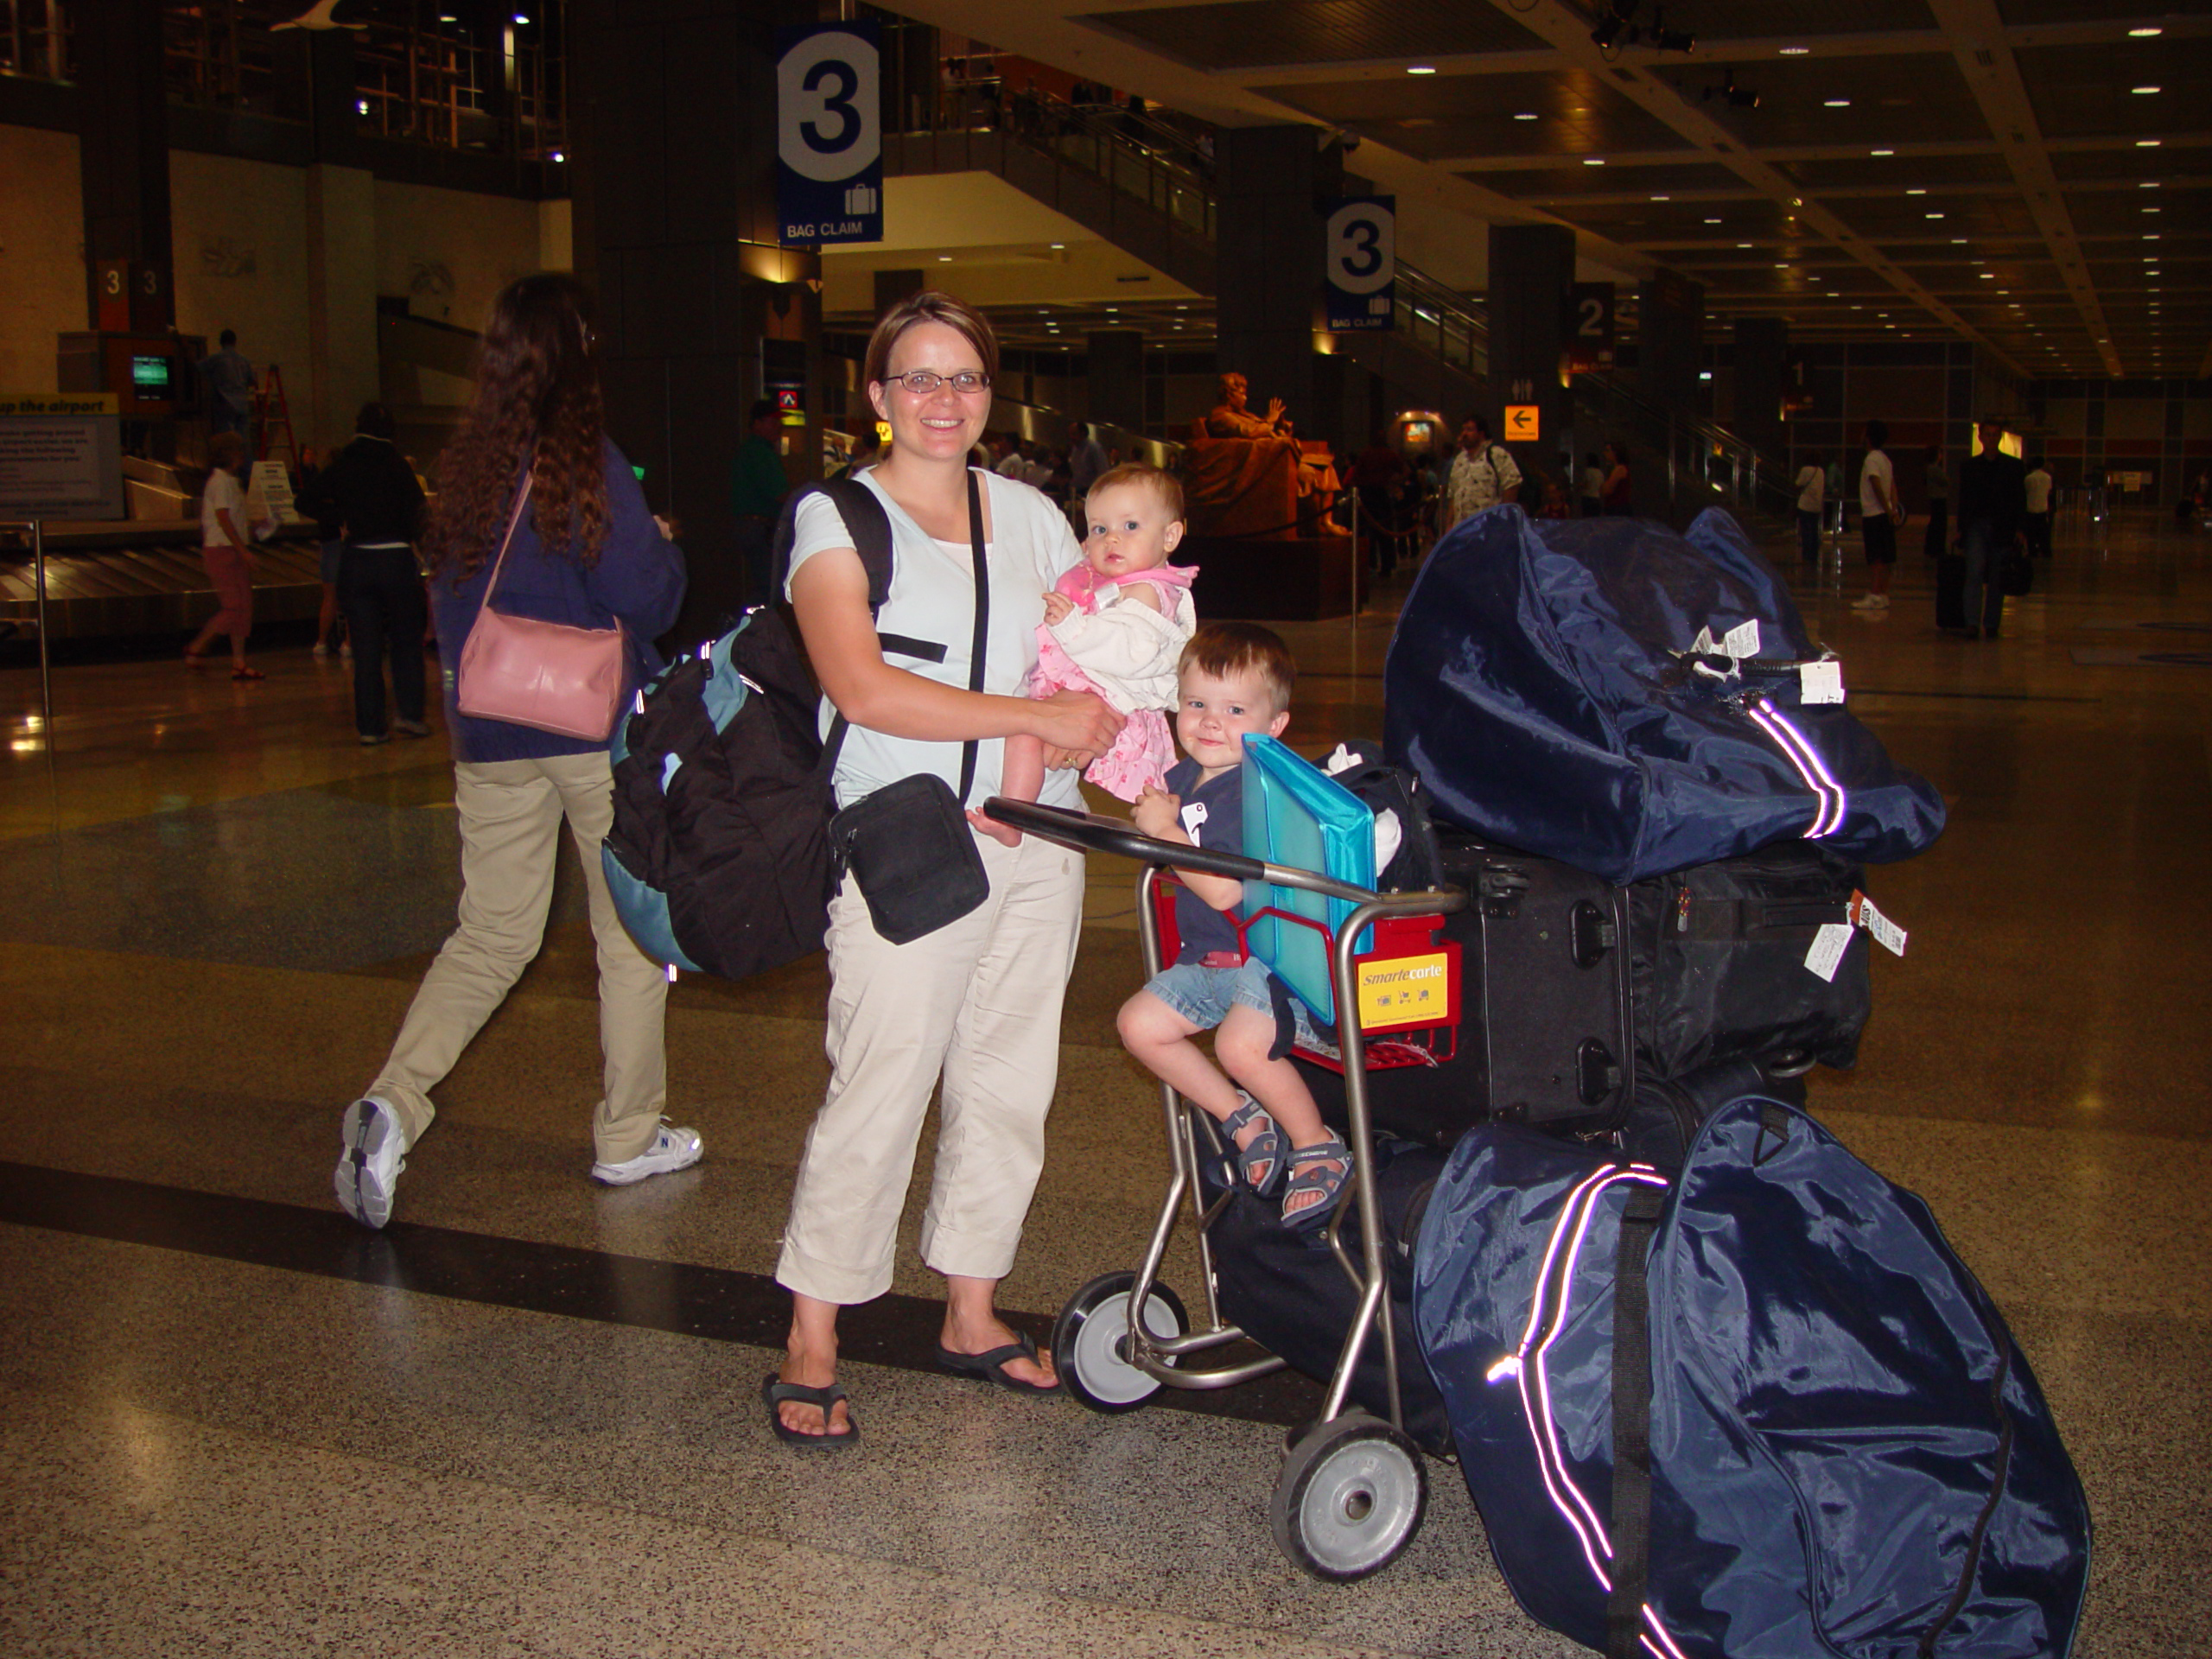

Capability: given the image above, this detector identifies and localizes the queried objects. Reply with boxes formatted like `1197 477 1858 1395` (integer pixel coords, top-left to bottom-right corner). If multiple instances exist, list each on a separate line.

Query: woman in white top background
770 292 1122 1446
186 430 271 679
1794 451 1825 568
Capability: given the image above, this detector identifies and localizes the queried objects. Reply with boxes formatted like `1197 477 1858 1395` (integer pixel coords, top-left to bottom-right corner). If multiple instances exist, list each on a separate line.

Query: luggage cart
984 797 1469 1582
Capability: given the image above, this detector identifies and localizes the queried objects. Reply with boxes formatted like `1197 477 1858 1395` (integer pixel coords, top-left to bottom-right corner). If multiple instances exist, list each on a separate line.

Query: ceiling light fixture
1779 46 1809 56
1825 99 1850 108
2129 25 2163 35
1871 148 1894 156
1408 65 1437 74
1650 194 1670 200
1514 111 1538 119
2132 86 2160 94
1584 156 1607 165
2136 139 2161 147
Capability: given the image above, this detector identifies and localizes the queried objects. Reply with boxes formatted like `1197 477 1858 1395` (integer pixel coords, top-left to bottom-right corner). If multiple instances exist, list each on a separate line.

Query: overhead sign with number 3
777 23 883 246
1324 196 1395 331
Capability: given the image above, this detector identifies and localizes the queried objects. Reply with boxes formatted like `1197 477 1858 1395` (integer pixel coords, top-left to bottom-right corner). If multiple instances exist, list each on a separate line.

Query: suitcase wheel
1052 1272 1188 1414
1270 1412 1428 1582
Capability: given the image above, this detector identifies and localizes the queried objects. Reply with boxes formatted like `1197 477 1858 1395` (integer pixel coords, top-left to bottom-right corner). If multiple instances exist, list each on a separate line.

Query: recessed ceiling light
2136 139 2161 147
1514 111 1538 120
1583 157 1606 166
1907 188 1926 195
1049 242 1065 250
1926 213 1944 219
1779 46 1810 55
1825 99 1851 108
1408 65 1437 74
2130 26 2163 35
1952 238 1967 245
1704 216 1722 224
2141 181 2161 188
1650 194 1670 200
2132 86 2161 95
2144 234 2160 240
1738 242 1752 248
1871 149 1894 156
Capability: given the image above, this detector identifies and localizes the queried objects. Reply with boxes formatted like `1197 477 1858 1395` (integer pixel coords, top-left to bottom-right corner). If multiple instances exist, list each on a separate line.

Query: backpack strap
772 477 944 658
1605 1183 1667 1659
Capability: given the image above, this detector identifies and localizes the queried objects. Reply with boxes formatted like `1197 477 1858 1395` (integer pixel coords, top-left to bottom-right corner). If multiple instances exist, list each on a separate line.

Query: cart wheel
1052 1273 1187 1414
1269 1412 1428 1582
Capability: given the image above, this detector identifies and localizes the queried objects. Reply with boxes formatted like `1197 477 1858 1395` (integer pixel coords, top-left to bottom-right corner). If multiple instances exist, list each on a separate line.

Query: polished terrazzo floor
2 507 2206 1657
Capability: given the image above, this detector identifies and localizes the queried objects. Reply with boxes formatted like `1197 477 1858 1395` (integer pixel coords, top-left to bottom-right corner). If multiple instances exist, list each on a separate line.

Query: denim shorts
1144 958 1323 1051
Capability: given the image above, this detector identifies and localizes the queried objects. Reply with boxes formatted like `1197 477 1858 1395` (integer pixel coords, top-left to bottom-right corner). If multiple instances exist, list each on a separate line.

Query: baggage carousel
1 455 326 644
0 519 325 643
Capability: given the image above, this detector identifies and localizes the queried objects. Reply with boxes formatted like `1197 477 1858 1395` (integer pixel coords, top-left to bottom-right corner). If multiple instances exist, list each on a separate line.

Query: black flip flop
934 1332 1063 1395
762 1373 859 1448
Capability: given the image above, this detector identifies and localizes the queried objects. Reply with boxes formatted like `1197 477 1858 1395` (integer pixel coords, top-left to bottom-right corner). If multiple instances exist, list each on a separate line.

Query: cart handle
982 797 1378 905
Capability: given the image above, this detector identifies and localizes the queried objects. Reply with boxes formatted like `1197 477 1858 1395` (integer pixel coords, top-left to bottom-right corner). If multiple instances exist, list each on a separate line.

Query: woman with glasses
766 291 1123 1446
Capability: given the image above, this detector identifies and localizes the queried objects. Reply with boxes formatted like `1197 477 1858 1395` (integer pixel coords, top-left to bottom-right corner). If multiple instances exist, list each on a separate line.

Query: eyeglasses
882 370 990 395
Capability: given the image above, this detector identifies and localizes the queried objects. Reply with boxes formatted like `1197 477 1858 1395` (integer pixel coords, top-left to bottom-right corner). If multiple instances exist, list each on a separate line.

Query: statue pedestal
1185 534 1369 621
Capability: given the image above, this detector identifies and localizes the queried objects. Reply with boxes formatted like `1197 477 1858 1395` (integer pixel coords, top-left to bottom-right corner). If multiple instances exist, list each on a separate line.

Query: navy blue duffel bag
1384 506 1945 885
1412 1097 2091 1659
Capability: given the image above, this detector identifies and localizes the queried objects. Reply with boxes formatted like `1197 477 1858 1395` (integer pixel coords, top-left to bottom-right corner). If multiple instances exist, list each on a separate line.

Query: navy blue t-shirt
1165 757 1244 964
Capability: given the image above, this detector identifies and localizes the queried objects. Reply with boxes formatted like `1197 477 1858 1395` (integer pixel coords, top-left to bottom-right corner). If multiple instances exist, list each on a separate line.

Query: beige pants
776 830 1084 1306
371 752 670 1165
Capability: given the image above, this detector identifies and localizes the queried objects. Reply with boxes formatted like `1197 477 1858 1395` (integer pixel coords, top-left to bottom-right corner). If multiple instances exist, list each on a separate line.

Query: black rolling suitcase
1625 842 1872 1081
1299 829 1633 1150
1204 1136 1453 1453
1936 549 1968 629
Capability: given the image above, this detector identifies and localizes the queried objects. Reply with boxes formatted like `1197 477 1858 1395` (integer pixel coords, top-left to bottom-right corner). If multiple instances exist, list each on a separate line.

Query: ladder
255 365 298 469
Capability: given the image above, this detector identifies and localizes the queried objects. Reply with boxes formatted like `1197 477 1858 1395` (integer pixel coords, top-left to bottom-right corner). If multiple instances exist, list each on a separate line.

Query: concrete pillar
1484 223 1574 475
1637 272 1704 417
1214 126 1321 442
73 0 172 328
570 0 823 643
1086 328 1144 433
1732 317 1789 462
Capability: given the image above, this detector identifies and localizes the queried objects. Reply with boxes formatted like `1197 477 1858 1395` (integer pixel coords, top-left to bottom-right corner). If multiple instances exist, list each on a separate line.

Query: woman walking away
768 290 1122 1446
1600 440 1632 516
334 273 691 1231
297 403 429 745
185 431 270 679
1794 452 1825 567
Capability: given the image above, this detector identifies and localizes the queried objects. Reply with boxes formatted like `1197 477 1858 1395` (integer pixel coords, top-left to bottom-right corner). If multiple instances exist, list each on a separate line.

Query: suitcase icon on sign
1370 295 1390 316
844 182 879 216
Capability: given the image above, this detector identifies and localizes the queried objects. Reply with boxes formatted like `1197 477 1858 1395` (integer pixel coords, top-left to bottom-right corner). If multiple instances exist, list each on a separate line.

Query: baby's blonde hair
1087 462 1185 525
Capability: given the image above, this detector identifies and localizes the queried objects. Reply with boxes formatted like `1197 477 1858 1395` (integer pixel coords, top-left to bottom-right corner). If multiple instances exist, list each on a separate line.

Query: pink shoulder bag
454 475 628 741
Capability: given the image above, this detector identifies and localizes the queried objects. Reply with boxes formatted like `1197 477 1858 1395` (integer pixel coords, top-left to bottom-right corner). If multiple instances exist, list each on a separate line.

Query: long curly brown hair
424 272 610 581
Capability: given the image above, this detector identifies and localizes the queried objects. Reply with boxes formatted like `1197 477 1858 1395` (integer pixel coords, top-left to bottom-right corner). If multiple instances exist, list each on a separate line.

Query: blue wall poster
1324 196 1395 332
777 22 883 246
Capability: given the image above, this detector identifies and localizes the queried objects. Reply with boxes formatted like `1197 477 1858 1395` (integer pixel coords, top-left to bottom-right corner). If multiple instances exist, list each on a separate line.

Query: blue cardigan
433 439 686 763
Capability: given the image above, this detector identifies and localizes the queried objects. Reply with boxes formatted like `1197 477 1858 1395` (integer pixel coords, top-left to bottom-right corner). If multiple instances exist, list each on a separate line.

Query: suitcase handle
982 797 1382 905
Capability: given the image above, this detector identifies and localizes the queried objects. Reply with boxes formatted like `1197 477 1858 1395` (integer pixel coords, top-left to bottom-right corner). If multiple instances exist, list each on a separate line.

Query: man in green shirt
730 398 790 604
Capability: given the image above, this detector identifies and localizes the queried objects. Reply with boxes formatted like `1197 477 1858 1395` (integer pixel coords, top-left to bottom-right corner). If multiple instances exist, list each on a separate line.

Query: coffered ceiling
883 0 2212 379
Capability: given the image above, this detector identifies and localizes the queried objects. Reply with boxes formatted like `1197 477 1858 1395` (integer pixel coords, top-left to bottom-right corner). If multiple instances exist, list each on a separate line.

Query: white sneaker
312 641 329 658
340 641 353 660
591 1122 703 1185
335 1096 406 1229
1851 594 1886 610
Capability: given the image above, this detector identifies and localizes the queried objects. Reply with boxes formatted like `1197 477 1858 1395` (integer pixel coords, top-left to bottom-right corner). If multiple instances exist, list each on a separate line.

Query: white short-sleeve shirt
201 467 248 547
1859 449 1894 518
786 467 1085 810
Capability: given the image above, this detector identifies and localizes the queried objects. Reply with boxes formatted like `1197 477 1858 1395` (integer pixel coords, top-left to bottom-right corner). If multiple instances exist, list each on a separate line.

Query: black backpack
599 479 896 978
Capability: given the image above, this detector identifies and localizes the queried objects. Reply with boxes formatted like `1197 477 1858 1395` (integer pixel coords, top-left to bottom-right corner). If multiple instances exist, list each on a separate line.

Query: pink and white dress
1030 562 1198 801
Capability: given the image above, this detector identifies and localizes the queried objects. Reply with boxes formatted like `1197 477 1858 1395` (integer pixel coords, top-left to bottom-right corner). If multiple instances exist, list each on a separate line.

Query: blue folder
1238 734 1375 1025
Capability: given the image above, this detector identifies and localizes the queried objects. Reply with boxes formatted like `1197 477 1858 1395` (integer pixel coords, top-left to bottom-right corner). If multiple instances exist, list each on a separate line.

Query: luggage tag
1802 923 1853 982
1799 659 1846 704
1180 799 1208 839
1849 891 1908 956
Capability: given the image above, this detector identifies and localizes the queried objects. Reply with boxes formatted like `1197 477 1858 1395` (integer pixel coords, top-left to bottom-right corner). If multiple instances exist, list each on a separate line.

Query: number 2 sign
1563 282 1616 372
1324 196 1395 332
777 23 883 247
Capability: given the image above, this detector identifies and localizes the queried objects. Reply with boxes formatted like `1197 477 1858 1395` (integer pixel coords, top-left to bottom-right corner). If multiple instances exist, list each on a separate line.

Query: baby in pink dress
977 464 1198 843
